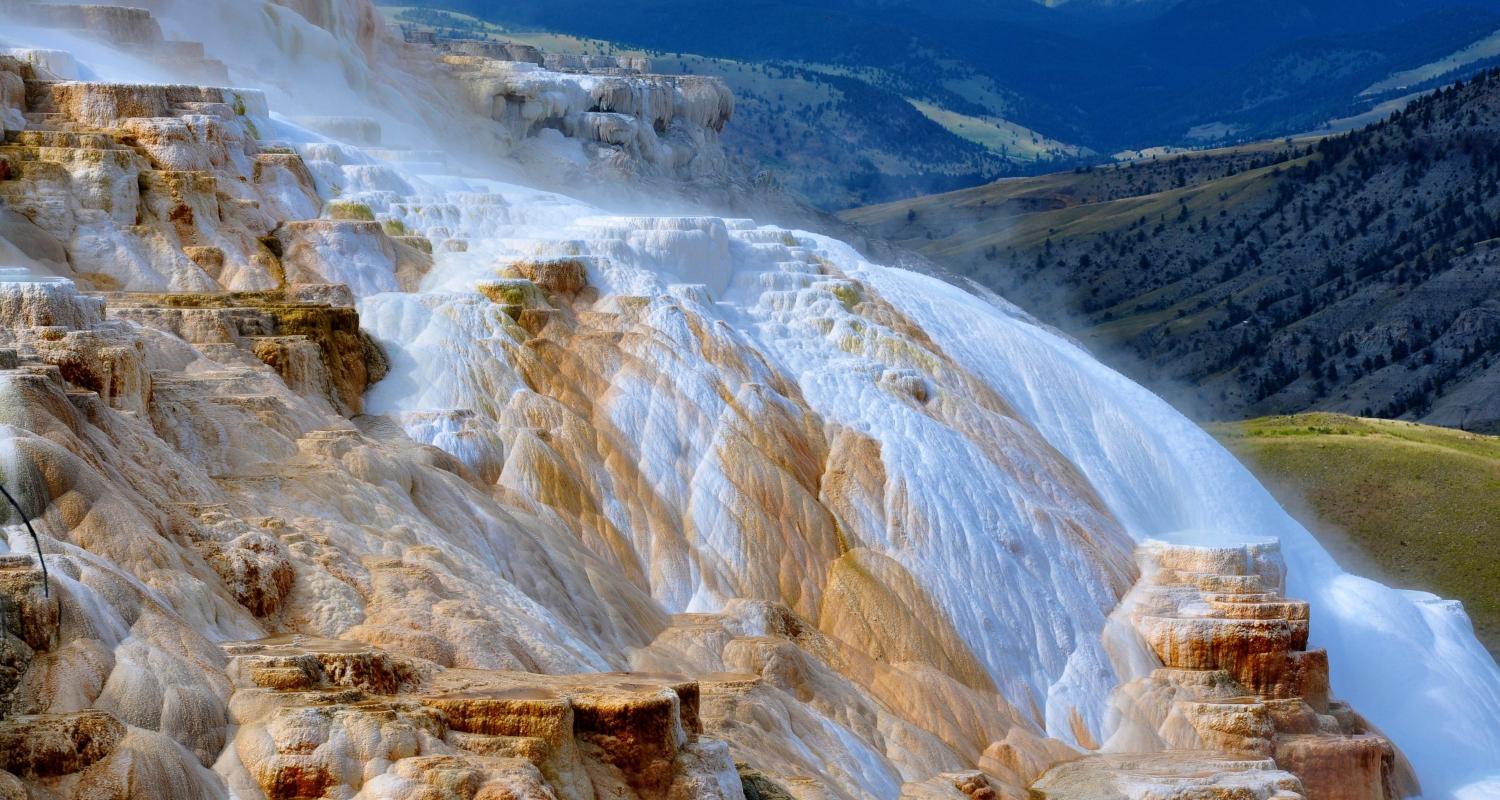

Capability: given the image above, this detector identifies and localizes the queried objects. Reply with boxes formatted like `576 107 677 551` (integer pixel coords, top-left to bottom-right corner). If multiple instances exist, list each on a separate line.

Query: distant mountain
844 71 1500 432
399 0 1500 160
384 5 1089 209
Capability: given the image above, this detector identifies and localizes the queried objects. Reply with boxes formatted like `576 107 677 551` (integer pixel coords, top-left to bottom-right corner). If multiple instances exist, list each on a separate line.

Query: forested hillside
848 71 1500 431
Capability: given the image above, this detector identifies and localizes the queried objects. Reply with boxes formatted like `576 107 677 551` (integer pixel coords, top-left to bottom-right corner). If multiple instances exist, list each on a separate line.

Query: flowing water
3 0 1500 796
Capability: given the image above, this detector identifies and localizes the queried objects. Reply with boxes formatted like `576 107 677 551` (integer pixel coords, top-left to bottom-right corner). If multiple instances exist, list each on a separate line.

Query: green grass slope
1208 413 1500 657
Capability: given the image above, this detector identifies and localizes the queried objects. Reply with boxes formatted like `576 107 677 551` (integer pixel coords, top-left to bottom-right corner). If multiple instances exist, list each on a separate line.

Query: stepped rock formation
1 1 1499 798
1051 540 1421 800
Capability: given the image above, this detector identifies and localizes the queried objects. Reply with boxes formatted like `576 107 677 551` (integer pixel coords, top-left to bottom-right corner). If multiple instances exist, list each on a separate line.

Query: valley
848 72 1500 433
394 0 1500 181
381 5 1084 209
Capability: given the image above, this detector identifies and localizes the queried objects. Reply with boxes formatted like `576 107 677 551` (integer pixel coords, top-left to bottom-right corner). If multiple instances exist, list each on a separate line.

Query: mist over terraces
0 1 1497 800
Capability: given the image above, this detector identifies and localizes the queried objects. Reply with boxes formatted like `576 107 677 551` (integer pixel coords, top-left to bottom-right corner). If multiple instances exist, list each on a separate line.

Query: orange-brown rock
899 770 1009 800
1095 542 1419 800
1131 542 1319 703
0 710 125 778
1275 735 1403 800
105 290 388 414
24 81 253 129
506 258 589 297
222 636 743 800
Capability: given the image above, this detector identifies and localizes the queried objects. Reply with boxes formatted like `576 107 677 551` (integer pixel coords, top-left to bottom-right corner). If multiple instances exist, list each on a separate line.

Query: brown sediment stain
818 548 996 695
503 323 682 593
818 427 885 553
1068 707 1100 751
501 290 849 619
820 264 1138 597
689 347 840 618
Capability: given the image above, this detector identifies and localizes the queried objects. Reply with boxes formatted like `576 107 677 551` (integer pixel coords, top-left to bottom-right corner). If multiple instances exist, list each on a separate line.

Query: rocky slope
0 2 1498 799
846 72 1500 432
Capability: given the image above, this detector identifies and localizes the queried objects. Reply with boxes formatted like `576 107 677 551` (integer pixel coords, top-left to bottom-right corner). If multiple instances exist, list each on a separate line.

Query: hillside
847 70 1500 432
394 0 1500 158
1209 414 1500 658
381 6 1085 208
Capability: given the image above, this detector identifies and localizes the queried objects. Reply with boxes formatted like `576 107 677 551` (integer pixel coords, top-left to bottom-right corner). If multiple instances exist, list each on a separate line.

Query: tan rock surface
1088 541 1419 800
0 4 1460 799
1031 752 1306 800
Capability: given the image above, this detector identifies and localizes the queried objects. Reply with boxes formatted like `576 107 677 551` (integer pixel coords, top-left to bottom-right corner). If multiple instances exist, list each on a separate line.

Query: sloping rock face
0 31 1119 790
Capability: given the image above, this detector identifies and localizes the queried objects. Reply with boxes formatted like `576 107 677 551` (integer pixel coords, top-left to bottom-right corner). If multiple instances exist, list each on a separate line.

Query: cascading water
2 0 1499 797
352 179 1500 796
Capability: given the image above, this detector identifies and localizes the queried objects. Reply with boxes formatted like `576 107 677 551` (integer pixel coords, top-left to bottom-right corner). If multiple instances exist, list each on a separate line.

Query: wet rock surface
223 635 740 800
0 1 1490 799
1065 541 1419 800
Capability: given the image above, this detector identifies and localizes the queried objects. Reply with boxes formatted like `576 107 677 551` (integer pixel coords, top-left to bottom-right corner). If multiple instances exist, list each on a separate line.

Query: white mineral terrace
0 1 1498 799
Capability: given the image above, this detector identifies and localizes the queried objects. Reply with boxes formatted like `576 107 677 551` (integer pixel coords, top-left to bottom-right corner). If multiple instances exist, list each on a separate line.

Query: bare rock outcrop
1031 752 1306 800
1058 540 1421 800
222 635 743 800
106 290 389 415
0 68 317 292
433 54 733 182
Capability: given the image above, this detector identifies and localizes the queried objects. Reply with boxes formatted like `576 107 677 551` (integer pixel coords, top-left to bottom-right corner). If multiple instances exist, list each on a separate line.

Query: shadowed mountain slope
847 71 1500 432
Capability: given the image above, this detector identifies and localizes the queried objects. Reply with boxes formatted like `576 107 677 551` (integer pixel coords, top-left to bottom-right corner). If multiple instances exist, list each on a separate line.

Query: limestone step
15 3 230 86
1030 752 1306 800
17 4 164 46
220 635 725 800
4 130 120 148
0 710 126 780
1274 734 1405 800
23 80 267 128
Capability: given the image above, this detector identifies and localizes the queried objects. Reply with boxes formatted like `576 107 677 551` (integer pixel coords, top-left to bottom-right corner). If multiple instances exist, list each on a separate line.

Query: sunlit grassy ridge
905 98 1083 162
1208 413 1500 657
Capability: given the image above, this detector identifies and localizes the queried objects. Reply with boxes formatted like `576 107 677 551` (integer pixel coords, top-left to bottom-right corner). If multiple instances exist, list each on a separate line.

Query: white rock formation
0 1 1498 799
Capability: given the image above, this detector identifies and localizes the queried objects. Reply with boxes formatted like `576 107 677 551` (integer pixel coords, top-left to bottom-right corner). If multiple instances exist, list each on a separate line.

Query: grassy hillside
1208 413 1500 657
847 71 1500 432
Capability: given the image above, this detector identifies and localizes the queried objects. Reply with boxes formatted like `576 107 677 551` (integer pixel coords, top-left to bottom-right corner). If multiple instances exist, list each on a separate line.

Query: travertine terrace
1064 541 1420 800
0 1 1499 799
